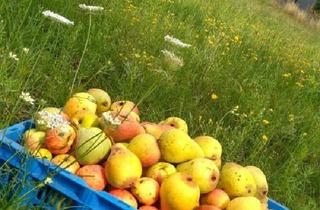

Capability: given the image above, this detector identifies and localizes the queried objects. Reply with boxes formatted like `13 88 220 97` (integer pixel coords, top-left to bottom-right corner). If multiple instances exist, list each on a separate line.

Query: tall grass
0 0 319 209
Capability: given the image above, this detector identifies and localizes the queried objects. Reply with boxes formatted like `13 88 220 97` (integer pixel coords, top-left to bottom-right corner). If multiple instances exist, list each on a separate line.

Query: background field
0 0 319 209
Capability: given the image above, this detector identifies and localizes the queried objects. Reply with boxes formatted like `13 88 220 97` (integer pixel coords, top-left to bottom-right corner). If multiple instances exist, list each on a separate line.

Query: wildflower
282 73 291 78
9 52 19 61
211 93 218 101
42 10 74 25
161 49 184 69
302 132 307 136
19 92 35 105
234 35 240 43
164 35 191 48
261 134 269 142
288 114 295 122
262 119 270 125
37 111 70 130
79 4 104 11
38 177 53 188
102 111 121 128
22 48 29 54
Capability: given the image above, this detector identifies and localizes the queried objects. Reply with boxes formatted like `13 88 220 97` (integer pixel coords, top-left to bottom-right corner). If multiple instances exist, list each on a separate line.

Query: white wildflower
20 92 35 105
42 10 74 25
102 111 121 127
161 49 184 69
37 111 70 130
164 35 191 48
9 52 19 61
79 4 104 11
44 177 53 185
23 48 29 54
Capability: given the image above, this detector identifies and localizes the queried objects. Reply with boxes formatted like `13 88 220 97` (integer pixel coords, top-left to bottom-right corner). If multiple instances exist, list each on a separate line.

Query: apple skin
45 125 76 155
110 100 140 116
194 205 221 210
63 92 97 118
23 129 46 151
76 165 107 191
51 154 80 174
141 122 174 139
71 110 99 128
131 177 160 205
139 206 159 210
127 134 161 167
32 148 52 160
74 127 111 165
104 119 145 142
108 189 138 208
145 162 176 184
200 189 230 209
87 88 112 116
159 117 188 133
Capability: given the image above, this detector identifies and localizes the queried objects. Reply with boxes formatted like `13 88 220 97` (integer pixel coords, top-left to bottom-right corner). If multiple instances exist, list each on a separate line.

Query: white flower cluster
37 111 70 131
9 52 19 61
42 10 74 25
164 35 191 48
161 49 184 68
19 92 35 105
102 111 121 127
79 4 104 11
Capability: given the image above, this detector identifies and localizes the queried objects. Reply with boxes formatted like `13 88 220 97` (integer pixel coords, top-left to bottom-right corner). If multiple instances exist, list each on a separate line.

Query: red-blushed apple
127 134 161 167
108 189 138 208
159 117 188 133
63 92 97 118
101 111 145 142
195 205 221 210
51 154 80 174
45 125 76 155
145 162 176 184
23 129 46 151
141 122 174 139
200 188 230 209
131 177 160 205
110 100 140 116
76 165 107 191
139 206 159 210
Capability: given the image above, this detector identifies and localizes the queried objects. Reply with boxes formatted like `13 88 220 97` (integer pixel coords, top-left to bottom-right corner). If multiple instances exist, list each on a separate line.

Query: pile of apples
22 88 269 210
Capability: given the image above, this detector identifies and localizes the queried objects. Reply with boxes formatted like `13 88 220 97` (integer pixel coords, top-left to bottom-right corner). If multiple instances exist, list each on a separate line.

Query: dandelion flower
79 4 104 11
9 52 19 61
164 35 191 48
22 48 29 54
262 119 270 125
42 10 74 25
211 93 218 101
19 92 35 105
261 134 269 142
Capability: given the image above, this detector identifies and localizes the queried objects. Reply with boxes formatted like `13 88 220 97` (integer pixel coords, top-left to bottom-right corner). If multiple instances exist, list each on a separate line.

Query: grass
0 0 319 209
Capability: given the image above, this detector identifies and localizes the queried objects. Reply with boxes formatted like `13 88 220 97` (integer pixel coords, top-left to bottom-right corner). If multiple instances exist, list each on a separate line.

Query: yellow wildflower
288 114 295 122
262 119 270 125
261 135 269 142
282 73 291 78
211 93 218 101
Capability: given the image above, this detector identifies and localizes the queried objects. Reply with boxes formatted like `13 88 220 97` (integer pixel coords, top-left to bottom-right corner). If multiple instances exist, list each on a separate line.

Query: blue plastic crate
0 120 290 210
0 120 135 210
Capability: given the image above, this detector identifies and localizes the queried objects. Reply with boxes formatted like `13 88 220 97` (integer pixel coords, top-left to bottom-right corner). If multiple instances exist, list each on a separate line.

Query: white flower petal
79 4 104 11
42 10 74 25
164 35 191 48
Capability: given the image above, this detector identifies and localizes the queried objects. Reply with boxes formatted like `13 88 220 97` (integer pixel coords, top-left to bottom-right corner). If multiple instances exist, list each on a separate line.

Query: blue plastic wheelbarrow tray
0 120 290 210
